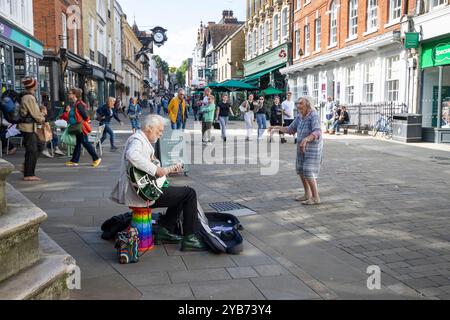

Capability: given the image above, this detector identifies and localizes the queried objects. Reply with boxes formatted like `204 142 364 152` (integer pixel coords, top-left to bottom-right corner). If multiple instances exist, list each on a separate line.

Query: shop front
0 18 43 99
420 37 450 143
242 43 288 91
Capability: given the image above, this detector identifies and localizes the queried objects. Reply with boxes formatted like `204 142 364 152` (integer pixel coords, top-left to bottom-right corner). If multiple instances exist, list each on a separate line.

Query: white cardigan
110 130 159 208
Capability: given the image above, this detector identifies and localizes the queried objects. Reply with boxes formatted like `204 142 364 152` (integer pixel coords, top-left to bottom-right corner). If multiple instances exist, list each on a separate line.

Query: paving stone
181 254 237 270
253 265 291 277
169 268 231 284
124 272 171 287
226 267 259 279
139 284 194 300
251 275 319 300
113 256 187 275
403 277 439 289
189 279 265 300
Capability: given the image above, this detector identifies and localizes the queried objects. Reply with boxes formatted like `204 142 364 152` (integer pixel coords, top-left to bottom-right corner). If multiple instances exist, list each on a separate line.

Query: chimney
221 10 238 24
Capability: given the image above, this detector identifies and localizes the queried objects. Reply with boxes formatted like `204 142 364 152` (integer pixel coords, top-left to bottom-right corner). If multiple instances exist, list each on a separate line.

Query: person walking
162 96 169 114
96 97 123 152
269 96 323 205
200 95 216 145
17 77 46 181
269 96 283 143
255 95 268 140
65 88 101 167
215 93 234 142
239 94 255 141
127 98 142 134
168 88 187 130
282 92 295 143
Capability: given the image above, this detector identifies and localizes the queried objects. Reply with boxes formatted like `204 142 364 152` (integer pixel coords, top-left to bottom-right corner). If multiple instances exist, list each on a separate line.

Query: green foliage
152 55 169 74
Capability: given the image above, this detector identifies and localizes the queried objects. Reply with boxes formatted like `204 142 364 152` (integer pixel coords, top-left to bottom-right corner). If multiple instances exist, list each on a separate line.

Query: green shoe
181 234 208 252
155 227 183 245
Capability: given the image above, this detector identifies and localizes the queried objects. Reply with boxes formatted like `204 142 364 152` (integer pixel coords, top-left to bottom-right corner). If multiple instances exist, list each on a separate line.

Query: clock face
154 32 164 43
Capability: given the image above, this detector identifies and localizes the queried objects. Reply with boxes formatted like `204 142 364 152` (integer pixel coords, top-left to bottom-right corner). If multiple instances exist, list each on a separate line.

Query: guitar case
196 202 244 255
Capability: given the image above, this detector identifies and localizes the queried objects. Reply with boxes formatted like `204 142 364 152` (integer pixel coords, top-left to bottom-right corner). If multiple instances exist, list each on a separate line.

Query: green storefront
0 18 43 99
242 43 288 91
420 37 450 143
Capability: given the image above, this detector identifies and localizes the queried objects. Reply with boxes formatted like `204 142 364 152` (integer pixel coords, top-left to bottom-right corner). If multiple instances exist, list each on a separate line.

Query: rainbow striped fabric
130 207 154 253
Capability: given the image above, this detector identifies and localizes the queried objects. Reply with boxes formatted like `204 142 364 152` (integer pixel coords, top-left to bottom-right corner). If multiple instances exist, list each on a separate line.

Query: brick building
281 0 415 109
33 0 84 110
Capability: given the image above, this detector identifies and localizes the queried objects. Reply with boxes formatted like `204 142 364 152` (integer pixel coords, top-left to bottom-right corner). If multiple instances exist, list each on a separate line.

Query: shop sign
421 38 450 68
405 32 419 49
434 43 450 64
244 43 288 76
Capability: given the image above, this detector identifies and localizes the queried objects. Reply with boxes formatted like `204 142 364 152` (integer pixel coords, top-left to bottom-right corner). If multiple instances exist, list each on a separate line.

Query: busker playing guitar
111 114 207 251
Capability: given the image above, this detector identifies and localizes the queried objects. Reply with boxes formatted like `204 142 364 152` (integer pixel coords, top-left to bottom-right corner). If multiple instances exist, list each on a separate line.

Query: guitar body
128 164 169 202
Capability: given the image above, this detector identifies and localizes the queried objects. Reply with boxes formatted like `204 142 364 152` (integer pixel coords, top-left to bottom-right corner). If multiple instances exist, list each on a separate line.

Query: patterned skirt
130 207 154 253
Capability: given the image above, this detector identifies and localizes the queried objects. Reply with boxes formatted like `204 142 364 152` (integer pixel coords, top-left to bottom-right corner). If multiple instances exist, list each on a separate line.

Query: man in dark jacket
96 97 123 152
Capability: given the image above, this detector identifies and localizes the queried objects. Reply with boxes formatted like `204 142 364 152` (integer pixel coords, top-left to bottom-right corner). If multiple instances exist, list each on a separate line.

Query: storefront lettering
433 43 450 63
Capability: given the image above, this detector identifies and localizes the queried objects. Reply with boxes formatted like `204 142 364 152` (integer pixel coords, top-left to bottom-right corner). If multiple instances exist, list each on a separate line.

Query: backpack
115 226 140 264
196 202 244 255
100 212 133 240
0 90 34 124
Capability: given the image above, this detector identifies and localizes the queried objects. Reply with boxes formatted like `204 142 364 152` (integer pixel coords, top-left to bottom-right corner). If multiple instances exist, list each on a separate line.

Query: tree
152 55 169 74
169 66 177 74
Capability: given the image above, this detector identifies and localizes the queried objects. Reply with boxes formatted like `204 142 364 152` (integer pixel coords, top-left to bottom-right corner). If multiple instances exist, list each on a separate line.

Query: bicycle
373 114 393 139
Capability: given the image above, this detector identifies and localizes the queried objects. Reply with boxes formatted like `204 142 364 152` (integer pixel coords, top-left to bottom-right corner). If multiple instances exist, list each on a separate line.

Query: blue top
97 104 121 124
127 103 142 117
287 110 323 144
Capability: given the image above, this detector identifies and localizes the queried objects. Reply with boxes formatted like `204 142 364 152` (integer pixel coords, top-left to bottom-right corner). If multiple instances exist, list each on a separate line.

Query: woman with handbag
65 88 101 167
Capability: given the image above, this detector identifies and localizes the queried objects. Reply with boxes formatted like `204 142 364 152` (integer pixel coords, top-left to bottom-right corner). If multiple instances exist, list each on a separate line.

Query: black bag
213 121 220 130
101 212 133 240
196 202 244 255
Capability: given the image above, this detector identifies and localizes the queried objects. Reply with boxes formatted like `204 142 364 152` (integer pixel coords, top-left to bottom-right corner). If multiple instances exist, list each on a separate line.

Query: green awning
260 87 284 96
241 64 286 84
218 79 257 91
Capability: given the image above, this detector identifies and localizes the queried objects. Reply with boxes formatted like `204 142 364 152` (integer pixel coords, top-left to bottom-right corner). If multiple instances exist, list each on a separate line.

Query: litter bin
392 114 422 143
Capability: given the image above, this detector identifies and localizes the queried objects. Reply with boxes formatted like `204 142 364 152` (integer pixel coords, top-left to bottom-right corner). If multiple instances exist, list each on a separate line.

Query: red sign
279 50 287 58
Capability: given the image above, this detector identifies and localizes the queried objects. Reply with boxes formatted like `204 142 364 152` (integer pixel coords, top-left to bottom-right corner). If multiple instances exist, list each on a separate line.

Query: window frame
304 24 310 56
389 0 402 22
273 14 280 46
366 0 378 32
329 1 338 46
315 17 321 52
346 66 355 105
348 0 358 38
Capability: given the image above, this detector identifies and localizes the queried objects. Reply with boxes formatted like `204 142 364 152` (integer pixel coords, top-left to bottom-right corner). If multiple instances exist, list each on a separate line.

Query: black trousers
23 132 44 177
151 186 199 236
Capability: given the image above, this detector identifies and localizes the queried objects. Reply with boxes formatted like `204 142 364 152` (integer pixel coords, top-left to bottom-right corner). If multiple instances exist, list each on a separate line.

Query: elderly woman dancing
269 96 323 205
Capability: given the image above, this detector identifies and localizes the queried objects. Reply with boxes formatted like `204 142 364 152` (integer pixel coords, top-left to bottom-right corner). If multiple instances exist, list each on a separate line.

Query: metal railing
317 102 408 131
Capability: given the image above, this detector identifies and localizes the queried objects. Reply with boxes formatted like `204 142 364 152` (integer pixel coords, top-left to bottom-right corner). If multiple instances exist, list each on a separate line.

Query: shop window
421 66 450 128
0 43 14 91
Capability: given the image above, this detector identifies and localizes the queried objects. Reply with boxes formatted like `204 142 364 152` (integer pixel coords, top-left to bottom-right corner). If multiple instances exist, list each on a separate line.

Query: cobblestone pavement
4 115 450 300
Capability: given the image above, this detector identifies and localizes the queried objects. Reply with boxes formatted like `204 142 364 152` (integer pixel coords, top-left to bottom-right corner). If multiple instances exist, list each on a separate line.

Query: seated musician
111 114 207 251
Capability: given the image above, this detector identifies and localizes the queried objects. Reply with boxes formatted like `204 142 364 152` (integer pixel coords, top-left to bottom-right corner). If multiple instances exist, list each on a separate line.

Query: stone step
0 230 76 300
0 184 47 283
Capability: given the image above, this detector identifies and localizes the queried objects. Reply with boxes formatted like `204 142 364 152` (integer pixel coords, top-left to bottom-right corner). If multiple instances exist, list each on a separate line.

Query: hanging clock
151 27 168 47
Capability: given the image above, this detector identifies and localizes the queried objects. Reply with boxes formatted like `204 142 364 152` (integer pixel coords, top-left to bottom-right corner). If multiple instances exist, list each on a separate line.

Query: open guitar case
153 202 244 255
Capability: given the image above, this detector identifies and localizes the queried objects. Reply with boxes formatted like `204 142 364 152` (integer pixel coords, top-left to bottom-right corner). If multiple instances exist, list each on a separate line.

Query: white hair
298 96 316 111
141 115 166 130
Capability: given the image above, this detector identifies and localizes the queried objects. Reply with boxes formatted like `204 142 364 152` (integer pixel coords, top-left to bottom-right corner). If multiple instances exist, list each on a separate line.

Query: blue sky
117 0 246 68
